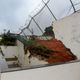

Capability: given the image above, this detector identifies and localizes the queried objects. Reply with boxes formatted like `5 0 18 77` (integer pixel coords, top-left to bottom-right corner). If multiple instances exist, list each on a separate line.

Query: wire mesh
20 0 80 37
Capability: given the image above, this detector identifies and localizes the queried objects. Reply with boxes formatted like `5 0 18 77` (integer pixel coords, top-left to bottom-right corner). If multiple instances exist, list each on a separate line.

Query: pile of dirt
37 39 77 63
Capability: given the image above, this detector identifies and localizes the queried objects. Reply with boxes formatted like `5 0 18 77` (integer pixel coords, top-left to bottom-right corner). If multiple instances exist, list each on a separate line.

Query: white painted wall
0 40 25 68
16 40 25 67
24 50 48 67
0 40 25 59
1 62 80 80
1 46 18 58
53 10 80 59
0 40 47 70
30 56 48 66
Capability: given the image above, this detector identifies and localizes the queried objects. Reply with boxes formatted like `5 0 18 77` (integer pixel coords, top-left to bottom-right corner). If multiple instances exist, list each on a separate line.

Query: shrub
0 34 16 46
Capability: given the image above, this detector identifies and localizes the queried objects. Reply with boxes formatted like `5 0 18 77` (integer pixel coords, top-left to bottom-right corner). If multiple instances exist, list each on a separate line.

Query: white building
53 10 80 59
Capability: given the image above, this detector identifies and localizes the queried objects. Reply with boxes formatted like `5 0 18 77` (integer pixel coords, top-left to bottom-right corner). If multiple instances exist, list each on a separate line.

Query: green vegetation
28 44 54 58
25 39 53 58
0 34 16 46
43 26 55 37
26 39 37 47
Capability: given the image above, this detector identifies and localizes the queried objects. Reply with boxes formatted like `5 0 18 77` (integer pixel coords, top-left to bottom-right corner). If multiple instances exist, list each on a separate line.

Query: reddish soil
36 39 77 63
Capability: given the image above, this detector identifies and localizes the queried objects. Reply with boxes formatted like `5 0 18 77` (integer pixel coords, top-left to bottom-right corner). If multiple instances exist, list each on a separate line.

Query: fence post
31 17 44 34
69 0 76 12
31 17 49 40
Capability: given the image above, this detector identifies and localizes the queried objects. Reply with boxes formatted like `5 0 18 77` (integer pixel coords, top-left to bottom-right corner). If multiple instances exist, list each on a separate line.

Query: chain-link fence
20 0 80 37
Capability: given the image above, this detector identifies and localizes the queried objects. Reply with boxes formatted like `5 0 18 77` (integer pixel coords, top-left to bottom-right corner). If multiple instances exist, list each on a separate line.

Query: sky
0 0 80 34
0 0 42 34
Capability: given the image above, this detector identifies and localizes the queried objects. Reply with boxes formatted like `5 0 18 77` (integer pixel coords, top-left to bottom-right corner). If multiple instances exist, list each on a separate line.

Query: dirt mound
37 39 77 63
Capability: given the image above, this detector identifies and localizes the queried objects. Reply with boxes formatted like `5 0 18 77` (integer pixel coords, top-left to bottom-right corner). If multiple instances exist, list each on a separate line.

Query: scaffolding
20 0 80 37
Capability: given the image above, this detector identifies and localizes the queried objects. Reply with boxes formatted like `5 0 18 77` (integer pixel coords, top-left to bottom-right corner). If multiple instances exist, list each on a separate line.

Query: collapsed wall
37 39 77 63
